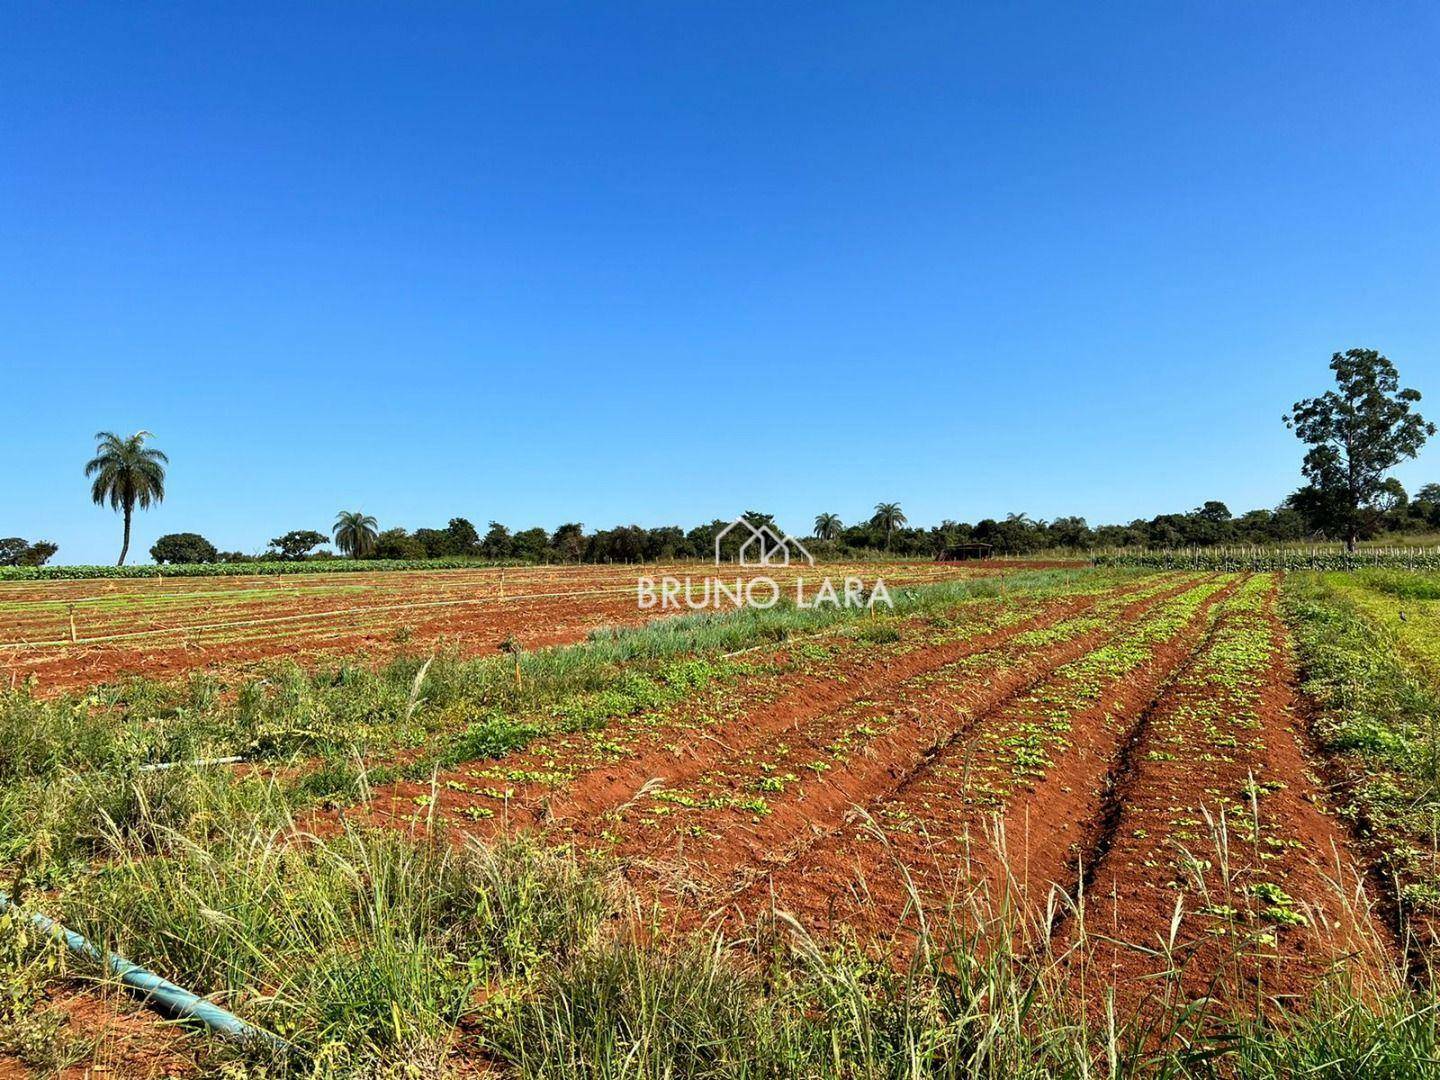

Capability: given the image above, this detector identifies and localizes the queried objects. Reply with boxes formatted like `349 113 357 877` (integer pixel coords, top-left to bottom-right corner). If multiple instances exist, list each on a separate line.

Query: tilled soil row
353 576 1194 843
20 579 1152 1073
1052 577 1394 1016
1 563 997 694
708 574 1243 939
7 590 664 694
532 575 1219 907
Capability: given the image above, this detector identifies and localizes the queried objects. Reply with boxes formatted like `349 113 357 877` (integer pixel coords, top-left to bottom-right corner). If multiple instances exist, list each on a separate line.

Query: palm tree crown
871 502 907 550
86 430 168 566
813 512 843 541
333 510 379 558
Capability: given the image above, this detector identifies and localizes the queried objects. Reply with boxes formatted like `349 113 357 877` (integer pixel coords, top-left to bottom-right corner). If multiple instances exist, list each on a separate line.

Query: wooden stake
68 604 77 643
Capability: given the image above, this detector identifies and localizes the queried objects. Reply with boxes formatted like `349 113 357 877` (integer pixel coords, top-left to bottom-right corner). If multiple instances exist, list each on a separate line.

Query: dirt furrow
1051 577 1394 1017
555 576 1218 907
2 562 1019 694
706 575 1242 938
355 578 1184 836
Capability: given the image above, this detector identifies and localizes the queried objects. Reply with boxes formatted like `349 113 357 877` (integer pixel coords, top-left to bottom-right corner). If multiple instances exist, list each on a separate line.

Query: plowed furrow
359 577 1186 835
1052 577 1393 1015
573 576 1216 906
707 576 1240 937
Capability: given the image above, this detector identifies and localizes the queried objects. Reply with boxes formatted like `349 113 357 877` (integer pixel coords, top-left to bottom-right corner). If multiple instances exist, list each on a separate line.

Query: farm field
0 564 1434 1078
10 4 1437 1076
0 560 1035 695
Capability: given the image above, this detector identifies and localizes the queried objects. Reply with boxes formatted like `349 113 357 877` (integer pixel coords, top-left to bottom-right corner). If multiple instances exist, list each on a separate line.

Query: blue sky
3 3 1438 563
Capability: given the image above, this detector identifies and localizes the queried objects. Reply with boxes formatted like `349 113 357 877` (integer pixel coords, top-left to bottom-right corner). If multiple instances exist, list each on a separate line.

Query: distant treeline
10 482 1440 574
140 482 1440 566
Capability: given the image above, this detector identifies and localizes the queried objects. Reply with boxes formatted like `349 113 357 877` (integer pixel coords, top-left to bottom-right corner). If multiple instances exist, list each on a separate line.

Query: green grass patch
1283 571 1440 918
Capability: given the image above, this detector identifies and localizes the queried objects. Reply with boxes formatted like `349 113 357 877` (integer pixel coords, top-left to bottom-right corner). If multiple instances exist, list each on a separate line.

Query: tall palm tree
333 510 379 558
85 431 168 566
813 512 843 541
871 502 907 551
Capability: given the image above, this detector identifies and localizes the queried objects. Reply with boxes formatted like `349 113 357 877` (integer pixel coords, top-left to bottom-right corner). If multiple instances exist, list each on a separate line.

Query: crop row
959 576 1230 811
1 568 1431 1077
353 575 1137 836
1 554 1016 583
1282 571 1440 932
1096 547 1440 571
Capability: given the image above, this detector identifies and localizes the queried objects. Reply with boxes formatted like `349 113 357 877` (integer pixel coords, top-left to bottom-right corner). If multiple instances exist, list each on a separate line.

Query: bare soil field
1 565 1419 1078
354 572 1395 1007
0 560 1041 693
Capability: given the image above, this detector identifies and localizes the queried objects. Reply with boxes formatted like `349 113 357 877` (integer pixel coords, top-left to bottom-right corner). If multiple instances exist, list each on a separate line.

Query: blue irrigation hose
0 891 288 1051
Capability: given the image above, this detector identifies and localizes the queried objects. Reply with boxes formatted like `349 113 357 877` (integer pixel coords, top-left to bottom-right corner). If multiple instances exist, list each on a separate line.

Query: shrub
149 532 219 564
413 528 456 558
373 528 427 561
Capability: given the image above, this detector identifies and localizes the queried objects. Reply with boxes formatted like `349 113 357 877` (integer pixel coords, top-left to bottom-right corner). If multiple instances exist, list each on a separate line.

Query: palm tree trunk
119 504 132 566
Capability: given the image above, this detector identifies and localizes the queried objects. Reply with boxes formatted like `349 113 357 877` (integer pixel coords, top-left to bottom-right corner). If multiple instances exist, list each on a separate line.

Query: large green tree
446 517 481 555
333 510 379 558
268 529 328 560
85 430 168 565
0 538 58 567
481 521 513 558
551 522 586 562
1285 349 1434 550
150 532 218 564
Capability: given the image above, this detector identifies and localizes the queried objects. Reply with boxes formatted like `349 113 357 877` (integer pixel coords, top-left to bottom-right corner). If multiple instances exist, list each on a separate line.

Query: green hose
0 891 288 1052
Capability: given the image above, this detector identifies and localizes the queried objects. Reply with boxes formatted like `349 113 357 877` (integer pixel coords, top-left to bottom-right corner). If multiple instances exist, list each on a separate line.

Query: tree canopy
268 530 328 560
1285 349 1434 550
150 532 219 564
0 538 58 567
333 511 379 558
871 503 907 550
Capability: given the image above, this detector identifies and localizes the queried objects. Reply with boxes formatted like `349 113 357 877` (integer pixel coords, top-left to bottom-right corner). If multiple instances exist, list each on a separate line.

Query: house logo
714 516 815 568
636 511 889 612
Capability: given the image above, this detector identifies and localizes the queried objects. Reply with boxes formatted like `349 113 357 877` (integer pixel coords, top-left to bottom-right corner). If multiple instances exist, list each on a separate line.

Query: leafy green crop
1097 547 1440 572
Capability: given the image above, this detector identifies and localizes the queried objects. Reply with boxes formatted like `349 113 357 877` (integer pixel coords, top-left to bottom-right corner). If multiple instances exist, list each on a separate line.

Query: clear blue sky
3 3 1438 563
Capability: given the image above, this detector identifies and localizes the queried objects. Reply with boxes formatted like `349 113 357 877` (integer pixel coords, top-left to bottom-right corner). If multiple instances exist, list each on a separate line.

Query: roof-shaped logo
714 516 815 567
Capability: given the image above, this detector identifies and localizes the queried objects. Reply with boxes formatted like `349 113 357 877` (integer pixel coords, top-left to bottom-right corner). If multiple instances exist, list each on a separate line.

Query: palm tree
871 502 907 551
813 512 843 541
85 431 168 566
333 511 379 558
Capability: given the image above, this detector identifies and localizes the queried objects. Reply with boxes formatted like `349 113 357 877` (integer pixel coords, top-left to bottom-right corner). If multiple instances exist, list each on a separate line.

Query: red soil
0 987 196 1079
0 562 997 695
713 575 1243 943
348 576 1180 835
348 571 1394 1018
13 569 1399 1056
590 577 1216 904
1054 583 1394 1014
350 577 1159 840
